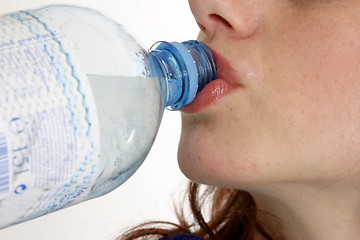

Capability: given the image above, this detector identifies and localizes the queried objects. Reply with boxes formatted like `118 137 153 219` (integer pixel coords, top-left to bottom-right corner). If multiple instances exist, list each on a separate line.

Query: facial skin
179 1 360 239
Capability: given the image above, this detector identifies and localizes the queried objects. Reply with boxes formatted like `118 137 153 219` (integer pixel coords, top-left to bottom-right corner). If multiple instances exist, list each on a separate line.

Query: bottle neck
150 40 217 110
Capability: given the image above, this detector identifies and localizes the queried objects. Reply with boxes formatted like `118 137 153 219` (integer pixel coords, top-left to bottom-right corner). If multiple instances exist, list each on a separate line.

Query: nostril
209 14 233 29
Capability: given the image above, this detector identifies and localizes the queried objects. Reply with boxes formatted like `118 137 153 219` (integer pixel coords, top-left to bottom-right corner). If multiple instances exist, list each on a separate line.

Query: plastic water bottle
0 5 217 229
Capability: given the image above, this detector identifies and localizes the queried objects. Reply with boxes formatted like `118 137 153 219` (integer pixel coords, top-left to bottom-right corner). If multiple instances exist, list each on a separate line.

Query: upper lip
209 47 244 87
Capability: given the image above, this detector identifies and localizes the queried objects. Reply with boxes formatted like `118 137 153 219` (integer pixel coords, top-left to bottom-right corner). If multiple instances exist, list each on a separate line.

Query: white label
0 10 101 228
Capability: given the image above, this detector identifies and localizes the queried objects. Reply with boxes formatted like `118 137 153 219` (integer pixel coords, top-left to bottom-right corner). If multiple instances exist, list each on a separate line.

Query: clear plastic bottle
0 5 217 229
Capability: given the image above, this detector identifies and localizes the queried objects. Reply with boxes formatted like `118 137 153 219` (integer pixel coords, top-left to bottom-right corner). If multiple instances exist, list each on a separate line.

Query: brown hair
118 182 287 240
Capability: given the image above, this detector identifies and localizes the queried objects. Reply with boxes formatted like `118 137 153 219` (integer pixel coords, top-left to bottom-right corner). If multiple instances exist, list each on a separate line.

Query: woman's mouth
181 50 242 113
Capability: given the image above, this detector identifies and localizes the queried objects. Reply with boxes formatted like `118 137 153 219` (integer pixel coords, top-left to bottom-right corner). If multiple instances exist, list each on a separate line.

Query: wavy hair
118 182 287 240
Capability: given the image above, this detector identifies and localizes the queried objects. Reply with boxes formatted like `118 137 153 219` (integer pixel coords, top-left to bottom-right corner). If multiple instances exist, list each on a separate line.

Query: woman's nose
188 0 263 39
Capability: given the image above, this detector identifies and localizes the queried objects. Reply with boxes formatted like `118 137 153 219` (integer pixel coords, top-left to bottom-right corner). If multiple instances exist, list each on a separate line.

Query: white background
0 0 199 239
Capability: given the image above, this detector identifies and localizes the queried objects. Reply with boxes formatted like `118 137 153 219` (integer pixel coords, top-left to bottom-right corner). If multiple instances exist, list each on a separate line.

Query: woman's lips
180 78 232 113
181 50 242 113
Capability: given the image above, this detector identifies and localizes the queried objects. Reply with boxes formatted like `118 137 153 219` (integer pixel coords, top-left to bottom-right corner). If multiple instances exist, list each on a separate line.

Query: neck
250 178 360 240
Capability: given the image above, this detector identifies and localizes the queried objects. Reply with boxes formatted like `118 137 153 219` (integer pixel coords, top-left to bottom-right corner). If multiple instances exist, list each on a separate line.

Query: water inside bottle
87 74 164 188
0 74 164 228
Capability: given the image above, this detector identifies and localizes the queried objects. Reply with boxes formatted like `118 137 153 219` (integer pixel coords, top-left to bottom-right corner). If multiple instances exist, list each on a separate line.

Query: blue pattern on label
10 11 99 212
0 132 10 196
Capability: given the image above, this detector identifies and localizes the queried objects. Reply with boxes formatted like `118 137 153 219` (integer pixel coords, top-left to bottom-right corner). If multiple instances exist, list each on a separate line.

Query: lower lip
181 78 235 113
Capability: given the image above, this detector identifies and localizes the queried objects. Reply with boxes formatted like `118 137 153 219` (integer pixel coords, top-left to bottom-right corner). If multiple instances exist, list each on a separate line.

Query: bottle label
0 10 101 227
